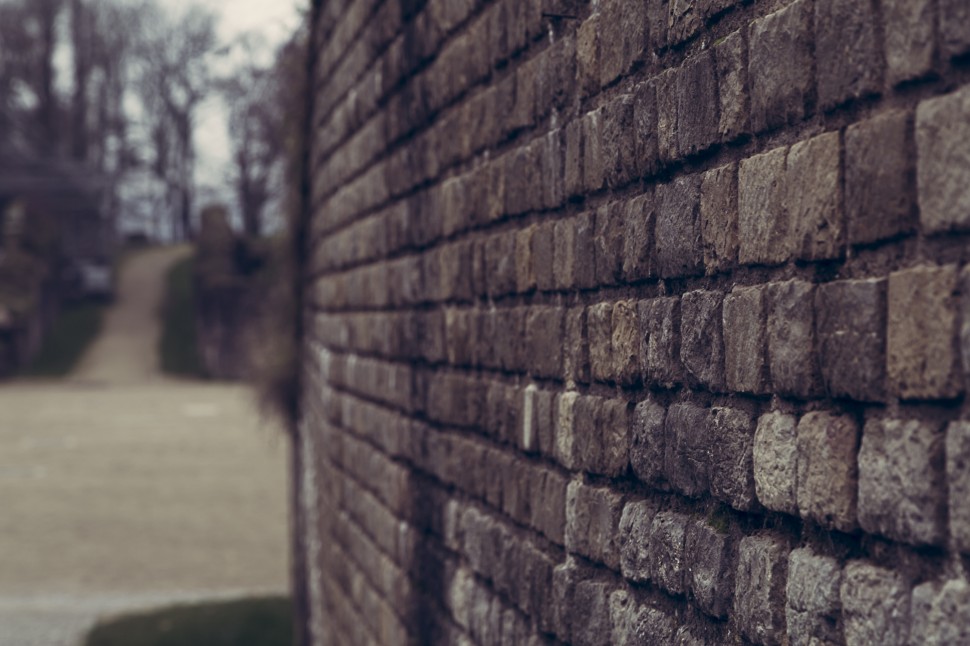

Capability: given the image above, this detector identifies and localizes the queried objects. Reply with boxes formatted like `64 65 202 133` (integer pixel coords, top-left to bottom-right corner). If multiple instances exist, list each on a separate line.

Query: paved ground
0 246 290 645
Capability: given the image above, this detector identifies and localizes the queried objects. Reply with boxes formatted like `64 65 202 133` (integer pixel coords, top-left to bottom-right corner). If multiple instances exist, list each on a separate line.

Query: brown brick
796 411 859 532
748 0 814 132
787 132 843 261
887 264 961 399
845 110 916 245
738 147 790 266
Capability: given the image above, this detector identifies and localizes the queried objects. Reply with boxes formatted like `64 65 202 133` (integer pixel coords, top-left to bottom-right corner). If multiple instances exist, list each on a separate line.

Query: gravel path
0 246 289 645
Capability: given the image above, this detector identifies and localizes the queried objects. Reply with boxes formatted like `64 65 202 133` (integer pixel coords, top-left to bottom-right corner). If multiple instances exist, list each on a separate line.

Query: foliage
23 302 105 377
158 253 204 378
84 596 294 646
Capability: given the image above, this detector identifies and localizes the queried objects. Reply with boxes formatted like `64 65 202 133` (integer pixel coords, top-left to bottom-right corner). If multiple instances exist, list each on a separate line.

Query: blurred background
0 1 307 644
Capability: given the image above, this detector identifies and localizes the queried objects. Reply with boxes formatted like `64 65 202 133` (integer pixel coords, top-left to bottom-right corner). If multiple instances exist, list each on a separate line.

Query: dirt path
0 247 289 645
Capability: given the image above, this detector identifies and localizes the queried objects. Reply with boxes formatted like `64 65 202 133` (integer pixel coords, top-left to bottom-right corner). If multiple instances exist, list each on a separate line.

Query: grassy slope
84 597 293 646
158 254 205 378
23 302 106 377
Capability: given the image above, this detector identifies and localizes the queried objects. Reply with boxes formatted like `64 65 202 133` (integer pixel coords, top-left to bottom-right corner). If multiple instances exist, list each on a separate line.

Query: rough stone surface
858 418 945 546
639 297 684 388
630 398 666 487
787 132 843 260
840 561 910 646
676 50 719 157
738 147 790 266
887 264 961 400
815 0 882 109
910 579 970 646
796 411 859 532
685 519 734 618
753 412 798 515
622 194 656 281
664 402 710 498
700 163 738 275
785 548 842 646
714 30 749 141
917 86 970 233
845 110 916 244
748 0 813 132
566 479 625 570
765 280 822 398
648 512 689 595
945 422 970 553
708 407 757 511
655 175 703 279
611 300 640 386
815 279 887 402
883 0 935 85
679 290 725 391
734 533 789 646
618 499 658 583
941 0 970 59
723 286 767 394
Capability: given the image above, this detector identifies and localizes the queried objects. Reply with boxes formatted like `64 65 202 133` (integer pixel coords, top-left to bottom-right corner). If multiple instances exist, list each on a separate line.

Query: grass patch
23 302 106 377
159 254 205 378
84 596 293 646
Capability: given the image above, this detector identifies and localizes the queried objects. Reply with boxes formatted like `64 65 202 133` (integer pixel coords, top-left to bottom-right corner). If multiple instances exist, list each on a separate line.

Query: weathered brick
845 110 916 245
815 279 887 402
961 267 970 390
639 297 684 388
795 411 859 532
754 412 798 515
533 467 568 544
655 174 703 278
941 0 970 59
738 147 790 266
815 0 881 110
603 94 637 188
594 202 625 286
583 109 606 192
787 131 843 260
748 0 814 132
612 301 640 386
540 129 565 210
564 307 590 385
917 86 970 233
554 213 596 290
664 402 710 497
588 302 614 383
633 80 660 177
700 162 738 275
574 395 630 477
911 579 970 646
714 29 749 141
656 68 678 164
622 194 656 281
676 50 719 156
630 397 666 487
709 407 757 511
883 0 935 85
666 0 703 46
648 511 689 595
525 306 564 379
576 13 600 98
554 392 580 469
565 479 624 569
946 422 970 553
766 280 822 398
785 548 842 646
680 290 725 391
734 533 789 646
858 417 945 546
887 264 961 399
533 221 556 292
564 118 584 198
840 561 910 646
685 519 735 619
723 285 768 394
515 225 537 293
618 499 659 583
612 590 678 644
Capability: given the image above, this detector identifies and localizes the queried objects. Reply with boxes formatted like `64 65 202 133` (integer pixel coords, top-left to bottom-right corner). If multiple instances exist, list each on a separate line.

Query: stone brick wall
296 0 970 643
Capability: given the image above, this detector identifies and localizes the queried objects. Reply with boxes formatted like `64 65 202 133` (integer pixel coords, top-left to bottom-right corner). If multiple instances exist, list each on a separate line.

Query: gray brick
910 579 970 646
554 213 596 290
785 548 842 646
766 280 822 398
685 519 735 619
612 300 640 386
595 202 626 286
564 307 590 385
630 397 666 487
609 589 677 645
633 81 660 176
574 395 630 477
734 533 789 646
657 68 679 164
589 302 614 383
941 0 970 59
840 561 910 646
815 0 882 109
676 50 719 156
622 194 656 281
618 499 659 583
884 0 935 85
887 264 961 399
565 479 624 570
515 225 537 293
754 412 798 515
639 297 684 388
858 417 945 546
525 307 564 379
603 94 637 188
655 175 703 278
815 278 887 402
795 411 859 532
917 86 970 233
738 147 790 266
648 511 689 595
533 221 556 292
680 290 725 391
700 162 738 275
555 392 580 469
709 407 757 511
565 118 584 198
714 29 749 141
946 422 970 553
583 109 606 192
664 402 710 497
845 110 916 245
723 285 768 394
748 0 814 132
787 132 843 261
